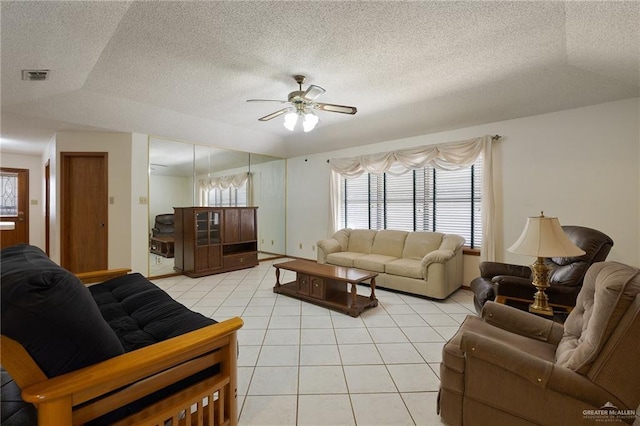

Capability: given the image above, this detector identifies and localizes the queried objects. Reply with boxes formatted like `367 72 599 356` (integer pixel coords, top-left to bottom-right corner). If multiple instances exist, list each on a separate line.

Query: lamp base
528 303 554 316
528 257 554 316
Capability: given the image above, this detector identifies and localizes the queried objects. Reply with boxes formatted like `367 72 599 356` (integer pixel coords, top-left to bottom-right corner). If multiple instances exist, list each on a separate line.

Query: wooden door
0 168 29 249
61 152 108 273
240 208 256 242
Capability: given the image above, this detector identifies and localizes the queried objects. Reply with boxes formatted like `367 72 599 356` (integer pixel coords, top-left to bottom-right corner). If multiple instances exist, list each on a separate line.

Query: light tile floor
152 259 477 426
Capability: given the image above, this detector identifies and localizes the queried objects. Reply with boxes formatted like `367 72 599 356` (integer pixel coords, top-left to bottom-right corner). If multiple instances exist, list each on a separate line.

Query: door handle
18 211 24 222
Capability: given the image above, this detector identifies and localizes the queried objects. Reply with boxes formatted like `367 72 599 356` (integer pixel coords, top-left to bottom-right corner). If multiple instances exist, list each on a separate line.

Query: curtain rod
492 134 502 140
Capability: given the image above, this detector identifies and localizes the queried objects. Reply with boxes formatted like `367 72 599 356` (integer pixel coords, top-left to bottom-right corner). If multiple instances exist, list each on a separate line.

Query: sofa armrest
421 249 457 279
317 238 342 264
481 301 564 344
480 261 531 279
20 317 243 425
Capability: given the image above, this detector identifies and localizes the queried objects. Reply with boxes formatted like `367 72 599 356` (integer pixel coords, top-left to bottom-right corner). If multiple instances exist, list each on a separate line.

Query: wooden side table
150 236 175 258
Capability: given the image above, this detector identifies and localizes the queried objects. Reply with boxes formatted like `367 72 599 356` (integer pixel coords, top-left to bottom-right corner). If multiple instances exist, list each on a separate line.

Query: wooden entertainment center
174 207 258 277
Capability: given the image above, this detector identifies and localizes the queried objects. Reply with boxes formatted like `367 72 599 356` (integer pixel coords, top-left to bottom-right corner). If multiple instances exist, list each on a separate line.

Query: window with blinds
206 184 248 207
339 157 482 248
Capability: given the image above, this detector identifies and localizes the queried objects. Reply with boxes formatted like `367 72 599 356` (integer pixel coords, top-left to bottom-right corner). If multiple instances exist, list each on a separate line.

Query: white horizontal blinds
235 185 248 206
206 183 248 207
340 173 370 229
472 160 483 248
384 171 415 231
340 155 482 247
415 168 434 232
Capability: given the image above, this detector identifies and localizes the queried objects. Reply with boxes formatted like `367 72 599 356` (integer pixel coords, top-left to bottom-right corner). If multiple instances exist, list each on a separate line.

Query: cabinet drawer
297 273 310 296
310 277 325 299
223 252 257 269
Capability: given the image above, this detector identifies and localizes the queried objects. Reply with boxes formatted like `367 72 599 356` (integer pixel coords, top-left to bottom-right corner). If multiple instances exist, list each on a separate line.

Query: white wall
149 174 193 229
0 152 45 248
131 133 150 274
286 98 640 283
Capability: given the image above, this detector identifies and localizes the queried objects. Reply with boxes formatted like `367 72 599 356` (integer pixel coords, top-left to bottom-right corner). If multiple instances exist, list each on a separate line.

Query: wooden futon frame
1 268 243 426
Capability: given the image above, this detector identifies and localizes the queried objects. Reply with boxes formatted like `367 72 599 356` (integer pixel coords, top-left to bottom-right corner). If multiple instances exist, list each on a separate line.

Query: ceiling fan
247 75 357 132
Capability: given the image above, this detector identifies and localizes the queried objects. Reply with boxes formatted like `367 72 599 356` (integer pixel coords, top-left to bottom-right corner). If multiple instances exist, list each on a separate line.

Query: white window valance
329 135 488 177
199 172 250 191
328 135 496 261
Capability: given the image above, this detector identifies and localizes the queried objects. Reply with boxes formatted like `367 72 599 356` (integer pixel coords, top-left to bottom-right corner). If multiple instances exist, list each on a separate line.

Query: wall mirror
148 137 286 278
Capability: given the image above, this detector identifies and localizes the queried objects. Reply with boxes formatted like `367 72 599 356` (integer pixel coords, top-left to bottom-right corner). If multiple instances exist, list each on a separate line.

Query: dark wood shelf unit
174 207 258 277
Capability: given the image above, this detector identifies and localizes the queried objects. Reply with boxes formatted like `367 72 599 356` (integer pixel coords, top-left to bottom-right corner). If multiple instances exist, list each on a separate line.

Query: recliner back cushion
371 230 407 257
347 229 377 254
402 232 444 259
549 226 613 286
555 262 640 374
1 244 125 377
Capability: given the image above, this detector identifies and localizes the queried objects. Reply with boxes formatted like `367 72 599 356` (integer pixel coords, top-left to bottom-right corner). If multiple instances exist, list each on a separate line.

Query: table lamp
508 212 586 315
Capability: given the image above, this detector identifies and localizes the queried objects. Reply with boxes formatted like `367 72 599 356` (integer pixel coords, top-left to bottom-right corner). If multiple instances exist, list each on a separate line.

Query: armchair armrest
460 330 554 387
21 317 243 425
317 238 342 264
480 261 531 279
460 331 622 409
481 301 564 344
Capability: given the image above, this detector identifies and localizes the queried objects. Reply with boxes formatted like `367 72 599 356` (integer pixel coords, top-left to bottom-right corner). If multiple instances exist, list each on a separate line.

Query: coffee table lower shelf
274 281 378 317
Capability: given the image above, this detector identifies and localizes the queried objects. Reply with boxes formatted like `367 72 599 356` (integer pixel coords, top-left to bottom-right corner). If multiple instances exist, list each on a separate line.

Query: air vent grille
22 69 49 81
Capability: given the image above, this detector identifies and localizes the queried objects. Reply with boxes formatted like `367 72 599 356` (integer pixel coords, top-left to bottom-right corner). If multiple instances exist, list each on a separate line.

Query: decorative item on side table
508 212 586 316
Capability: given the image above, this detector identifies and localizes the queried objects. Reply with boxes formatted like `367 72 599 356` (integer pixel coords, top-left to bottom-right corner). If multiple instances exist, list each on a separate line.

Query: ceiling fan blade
247 99 288 103
315 103 357 115
303 84 326 101
258 108 289 121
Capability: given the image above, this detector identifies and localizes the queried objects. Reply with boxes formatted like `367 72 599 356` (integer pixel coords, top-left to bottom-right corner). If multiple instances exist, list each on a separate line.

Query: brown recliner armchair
470 226 613 314
439 261 640 425
151 213 174 237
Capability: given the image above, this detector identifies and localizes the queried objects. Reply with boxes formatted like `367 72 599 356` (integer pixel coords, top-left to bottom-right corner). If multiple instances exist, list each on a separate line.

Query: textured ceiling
1 1 638 158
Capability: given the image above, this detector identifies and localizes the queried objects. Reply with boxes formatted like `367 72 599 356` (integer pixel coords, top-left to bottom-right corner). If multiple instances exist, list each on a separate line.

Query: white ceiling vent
22 69 49 81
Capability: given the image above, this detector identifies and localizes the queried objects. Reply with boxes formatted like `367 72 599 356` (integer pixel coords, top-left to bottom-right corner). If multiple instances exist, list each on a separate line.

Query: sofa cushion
89 273 216 352
346 229 377 254
371 230 407 257
354 254 398 273
402 232 444 259
555 262 640 373
0 244 125 377
386 258 423 279
326 251 366 267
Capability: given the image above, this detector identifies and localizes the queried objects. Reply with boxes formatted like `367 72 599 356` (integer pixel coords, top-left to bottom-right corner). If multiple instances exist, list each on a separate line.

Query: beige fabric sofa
317 228 465 299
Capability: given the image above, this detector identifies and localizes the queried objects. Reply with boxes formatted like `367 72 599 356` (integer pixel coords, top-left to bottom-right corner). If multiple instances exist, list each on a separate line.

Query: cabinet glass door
210 210 221 244
196 212 209 246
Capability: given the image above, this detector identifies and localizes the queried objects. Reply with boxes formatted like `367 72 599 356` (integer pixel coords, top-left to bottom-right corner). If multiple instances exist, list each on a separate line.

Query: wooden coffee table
150 236 175 258
273 260 378 317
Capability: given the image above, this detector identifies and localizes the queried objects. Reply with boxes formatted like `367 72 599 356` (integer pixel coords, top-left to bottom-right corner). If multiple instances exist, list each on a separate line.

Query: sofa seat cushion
89 273 216 352
0 244 125 377
354 254 398 273
386 258 423 279
326 251 367 267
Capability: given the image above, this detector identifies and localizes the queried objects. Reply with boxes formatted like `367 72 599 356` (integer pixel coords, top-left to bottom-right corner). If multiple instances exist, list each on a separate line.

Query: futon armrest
480 261 531 279
481 301 564 344
76 268 132 284
21 317 243 406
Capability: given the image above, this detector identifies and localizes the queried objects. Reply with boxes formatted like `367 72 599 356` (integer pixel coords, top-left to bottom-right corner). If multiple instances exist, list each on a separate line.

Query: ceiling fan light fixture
302 111 319 132
283 111 298 131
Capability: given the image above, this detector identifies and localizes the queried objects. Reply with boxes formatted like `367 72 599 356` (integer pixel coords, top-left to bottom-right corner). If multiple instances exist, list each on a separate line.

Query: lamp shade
508 214 586 258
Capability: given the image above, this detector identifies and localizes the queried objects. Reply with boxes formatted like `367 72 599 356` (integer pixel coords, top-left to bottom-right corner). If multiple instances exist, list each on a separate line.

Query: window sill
463 247 480 256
